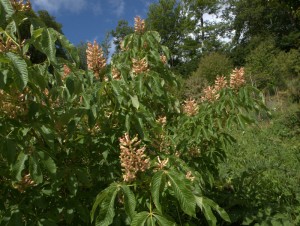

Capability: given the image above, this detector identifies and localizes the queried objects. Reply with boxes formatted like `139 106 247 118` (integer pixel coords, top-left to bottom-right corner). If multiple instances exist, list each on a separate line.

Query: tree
146 0 227 76
111 20 134 52
225 0 300 64
37 10 63 34
1 1 266 224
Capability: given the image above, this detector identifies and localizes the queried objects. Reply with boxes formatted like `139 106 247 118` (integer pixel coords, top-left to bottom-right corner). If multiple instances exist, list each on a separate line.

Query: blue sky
31 0 157 45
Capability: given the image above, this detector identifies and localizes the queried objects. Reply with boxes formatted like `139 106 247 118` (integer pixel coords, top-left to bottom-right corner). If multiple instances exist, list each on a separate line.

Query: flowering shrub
0 1 267 225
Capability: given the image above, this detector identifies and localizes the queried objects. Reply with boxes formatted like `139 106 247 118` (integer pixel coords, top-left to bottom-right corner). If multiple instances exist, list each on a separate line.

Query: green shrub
184 52 233 100
216 104 300 225
0 1 266 225
245 38 300 94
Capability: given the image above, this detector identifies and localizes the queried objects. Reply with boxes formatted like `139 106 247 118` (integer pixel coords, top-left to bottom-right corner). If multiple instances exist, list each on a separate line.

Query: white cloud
91 2 102 15
108 0 125 16
107 38 116 63
32 0 87 13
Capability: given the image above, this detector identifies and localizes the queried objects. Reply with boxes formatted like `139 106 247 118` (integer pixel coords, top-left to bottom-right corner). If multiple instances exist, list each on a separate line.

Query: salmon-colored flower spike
154 156 169 172
0 37 18 53
134 16 145 34
230 67 245 89
63 64 71 79
214 76 228 92
156 116 167 126
183 98 198 116
86 40 106 78
201 86 219 102
112 67 121 80
119 133 150 182
132 58 149 75
160 55 167 64
186 171 195 182
10 0 31 11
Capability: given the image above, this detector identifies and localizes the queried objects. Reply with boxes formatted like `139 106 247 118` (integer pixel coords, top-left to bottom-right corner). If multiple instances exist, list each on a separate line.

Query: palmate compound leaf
131 211 176 226
167 171 196 217
151 170 166 213
91 183 120 226
195 196 230 226
6 52 28 90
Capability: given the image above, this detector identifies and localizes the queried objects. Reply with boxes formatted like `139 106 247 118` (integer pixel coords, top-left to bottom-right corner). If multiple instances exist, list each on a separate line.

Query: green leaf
131 95 139 109
6 20 17 40
150 31 161 43
198 197 230 223
131 211 149 226
167 171 196 217
37 151 57 174
6 52 28 90
95 187 119 226
32 28 57 63
0 0 14 19
42 28 57 63
55 31 79 64
121 185 136 219
11 151 28 181
154 213 176 226
38 125 55 150
151 171 166 213
29 154 43 184
91 183 119 222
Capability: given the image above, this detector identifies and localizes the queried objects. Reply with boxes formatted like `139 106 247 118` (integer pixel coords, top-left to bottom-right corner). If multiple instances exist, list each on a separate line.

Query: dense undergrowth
216 103 300 225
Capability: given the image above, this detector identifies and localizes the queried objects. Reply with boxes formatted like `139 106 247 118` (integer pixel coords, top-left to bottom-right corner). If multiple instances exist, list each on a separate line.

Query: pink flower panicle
10 0 31 11
119 133 150 182
112 67 121 80
230 67 245 89
160 55 167 64
154 156 169 171
134 16 145 34
132 58 149 75
214 76 227 92
63 64 71 79
86 40 106 78
201 86 219 102
183 98 198 116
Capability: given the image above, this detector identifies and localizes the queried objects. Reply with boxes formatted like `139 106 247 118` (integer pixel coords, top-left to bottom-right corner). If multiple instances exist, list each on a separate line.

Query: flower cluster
111 67 121 80
63 64 71 79
156 116 167 126
12 174 36 193
214 76 228 91
230 67 245 89
0 89 27 118
134 16 145 34
132 58 149 75
183 98 198 116
200 85 218 102
0 37 18 53
154 156 169 171
119 133 150 182
185 171 195 182
160 55 167 64
86 40 106 78
10 0 31 11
